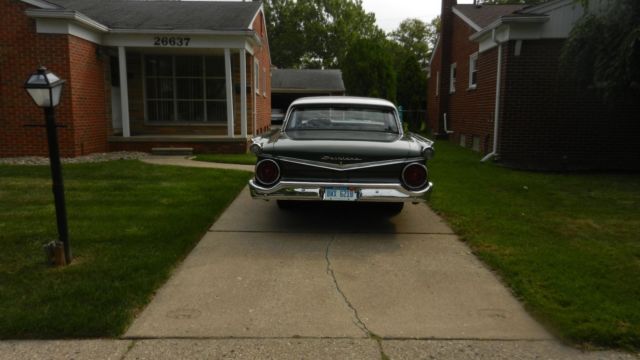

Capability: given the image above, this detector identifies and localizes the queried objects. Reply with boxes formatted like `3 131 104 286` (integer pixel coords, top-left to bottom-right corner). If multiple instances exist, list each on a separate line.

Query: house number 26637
153 37 191 47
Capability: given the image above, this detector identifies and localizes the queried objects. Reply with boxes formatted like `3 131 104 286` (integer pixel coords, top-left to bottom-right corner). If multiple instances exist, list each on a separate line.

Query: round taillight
402 163 428 190
255 159 280 186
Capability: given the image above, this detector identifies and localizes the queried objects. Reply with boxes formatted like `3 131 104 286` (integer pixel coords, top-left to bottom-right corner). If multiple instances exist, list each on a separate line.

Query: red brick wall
67 36 108 155
428 14 499 153
499 39 640 170
0 0 108 157
252 10 271 135
446 15 499 153
0 0 74 157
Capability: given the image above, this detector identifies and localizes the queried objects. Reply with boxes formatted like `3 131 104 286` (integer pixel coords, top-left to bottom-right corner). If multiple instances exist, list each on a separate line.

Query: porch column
118 46 131 137
240 49 247 137
224 48 234 137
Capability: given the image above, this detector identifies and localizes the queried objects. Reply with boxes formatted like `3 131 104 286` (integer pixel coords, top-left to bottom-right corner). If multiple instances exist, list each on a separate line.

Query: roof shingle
454 4 526 29
272 69 345 92
46 0 262 31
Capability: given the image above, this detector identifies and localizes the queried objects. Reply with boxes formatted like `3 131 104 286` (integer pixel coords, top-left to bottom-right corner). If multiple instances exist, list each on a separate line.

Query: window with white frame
254 59 260 95
449 63 457 93
144 55 226 123
469 53 478 89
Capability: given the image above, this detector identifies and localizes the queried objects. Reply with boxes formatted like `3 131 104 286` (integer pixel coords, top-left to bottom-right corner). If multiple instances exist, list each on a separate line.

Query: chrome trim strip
249 180 432 203
276 156 425 171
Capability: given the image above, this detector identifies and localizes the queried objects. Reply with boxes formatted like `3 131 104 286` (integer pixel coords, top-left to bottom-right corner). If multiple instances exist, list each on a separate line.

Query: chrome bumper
249 180 432 203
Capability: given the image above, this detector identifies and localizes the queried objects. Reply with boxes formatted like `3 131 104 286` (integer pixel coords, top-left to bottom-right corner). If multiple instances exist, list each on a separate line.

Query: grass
0 161 252 338
194 153 256 165
427 141 640 350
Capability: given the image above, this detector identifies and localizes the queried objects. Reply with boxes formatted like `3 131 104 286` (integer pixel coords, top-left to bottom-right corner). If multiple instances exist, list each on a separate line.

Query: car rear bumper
248 180 432 203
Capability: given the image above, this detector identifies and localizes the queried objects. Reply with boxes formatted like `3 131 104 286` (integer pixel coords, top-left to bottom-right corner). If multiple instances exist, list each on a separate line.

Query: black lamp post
24 66 71 265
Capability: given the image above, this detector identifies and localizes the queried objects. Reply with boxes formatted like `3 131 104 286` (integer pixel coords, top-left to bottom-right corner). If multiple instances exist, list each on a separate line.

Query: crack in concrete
324 236 390 360
324 236 369 335
119 340 136 360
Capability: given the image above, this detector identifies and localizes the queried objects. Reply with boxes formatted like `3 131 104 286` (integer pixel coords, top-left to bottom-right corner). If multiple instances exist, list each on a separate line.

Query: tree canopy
389 18 437 68
561 0 640 100
263 0 436 116
264 0 382 69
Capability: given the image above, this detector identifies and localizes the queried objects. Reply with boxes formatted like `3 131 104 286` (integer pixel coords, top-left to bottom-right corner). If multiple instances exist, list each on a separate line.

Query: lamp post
24 66 71 265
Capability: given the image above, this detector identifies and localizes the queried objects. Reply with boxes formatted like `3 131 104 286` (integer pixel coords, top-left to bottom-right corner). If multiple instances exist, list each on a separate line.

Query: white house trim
452 7 483 32
34 19 103 44
103 33 252 50
470 16 550 53
240 49 248 137
118 46 131 138
20 0 59 10
224 48 235 137
26 10 263 51
470 15 549 42
248 5 264 30
26 9 109 32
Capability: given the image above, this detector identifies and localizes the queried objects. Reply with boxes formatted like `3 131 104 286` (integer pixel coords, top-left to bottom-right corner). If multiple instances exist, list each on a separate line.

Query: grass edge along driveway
194 153 256 165
428 141 640 351
0 160 252 338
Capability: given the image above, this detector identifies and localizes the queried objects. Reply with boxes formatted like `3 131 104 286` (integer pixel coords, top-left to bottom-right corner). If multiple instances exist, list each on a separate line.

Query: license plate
323 187 357 201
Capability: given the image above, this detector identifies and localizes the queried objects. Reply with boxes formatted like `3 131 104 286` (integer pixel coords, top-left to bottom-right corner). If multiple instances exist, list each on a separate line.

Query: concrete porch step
151 147 194 156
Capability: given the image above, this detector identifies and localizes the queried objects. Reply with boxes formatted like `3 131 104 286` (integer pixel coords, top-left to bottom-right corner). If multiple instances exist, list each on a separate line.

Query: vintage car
248 96 434 214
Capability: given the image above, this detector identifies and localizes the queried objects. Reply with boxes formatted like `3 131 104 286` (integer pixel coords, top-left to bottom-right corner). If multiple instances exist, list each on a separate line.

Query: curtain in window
145 55 227 123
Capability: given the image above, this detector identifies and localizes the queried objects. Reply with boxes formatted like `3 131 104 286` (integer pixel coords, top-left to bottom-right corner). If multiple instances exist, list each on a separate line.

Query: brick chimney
437 0 457 138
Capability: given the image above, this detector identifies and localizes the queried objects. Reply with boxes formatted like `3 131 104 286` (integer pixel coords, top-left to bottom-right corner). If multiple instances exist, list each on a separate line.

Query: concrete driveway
117 188 639 359
126 189 548 341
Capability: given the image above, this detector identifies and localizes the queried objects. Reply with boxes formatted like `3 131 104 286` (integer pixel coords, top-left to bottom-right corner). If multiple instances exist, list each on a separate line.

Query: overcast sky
361 0 476 33
187 0 476 34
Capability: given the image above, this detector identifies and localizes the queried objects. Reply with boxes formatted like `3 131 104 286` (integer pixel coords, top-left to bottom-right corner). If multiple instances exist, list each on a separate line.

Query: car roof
289 96 397 109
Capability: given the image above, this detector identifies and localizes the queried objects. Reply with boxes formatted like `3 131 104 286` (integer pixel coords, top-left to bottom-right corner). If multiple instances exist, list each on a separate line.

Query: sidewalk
140 156 254 172
2 336 638 359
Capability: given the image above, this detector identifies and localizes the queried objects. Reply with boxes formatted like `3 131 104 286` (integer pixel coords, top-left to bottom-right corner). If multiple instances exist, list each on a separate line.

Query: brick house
0 0 272 157
427 0 640 170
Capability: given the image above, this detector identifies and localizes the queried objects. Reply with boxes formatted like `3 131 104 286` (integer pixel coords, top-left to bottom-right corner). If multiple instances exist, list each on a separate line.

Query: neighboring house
427 0 640 170
271 69 345 112
0 0 271 157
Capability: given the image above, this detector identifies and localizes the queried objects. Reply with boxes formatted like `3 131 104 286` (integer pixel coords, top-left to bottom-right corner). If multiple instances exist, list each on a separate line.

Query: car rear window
285 106 399 133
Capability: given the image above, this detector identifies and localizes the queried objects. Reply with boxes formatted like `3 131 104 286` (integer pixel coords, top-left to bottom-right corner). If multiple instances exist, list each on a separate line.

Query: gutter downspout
482 30 503 162
443 113 454 134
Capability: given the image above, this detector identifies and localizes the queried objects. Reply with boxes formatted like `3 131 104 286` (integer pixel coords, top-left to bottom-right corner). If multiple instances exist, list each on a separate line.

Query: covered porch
105 32 268 153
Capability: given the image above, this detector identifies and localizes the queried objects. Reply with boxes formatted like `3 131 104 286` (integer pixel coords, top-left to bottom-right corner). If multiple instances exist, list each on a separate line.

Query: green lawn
428 141 640 350
194 153 256 165
0 161 252 338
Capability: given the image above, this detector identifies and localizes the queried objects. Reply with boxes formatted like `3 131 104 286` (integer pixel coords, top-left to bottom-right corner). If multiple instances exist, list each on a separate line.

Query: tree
389 19 434 68
341 37 397 102
263 0 382 69
263 0 323 68
561 0 640 100
387 18 438 129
